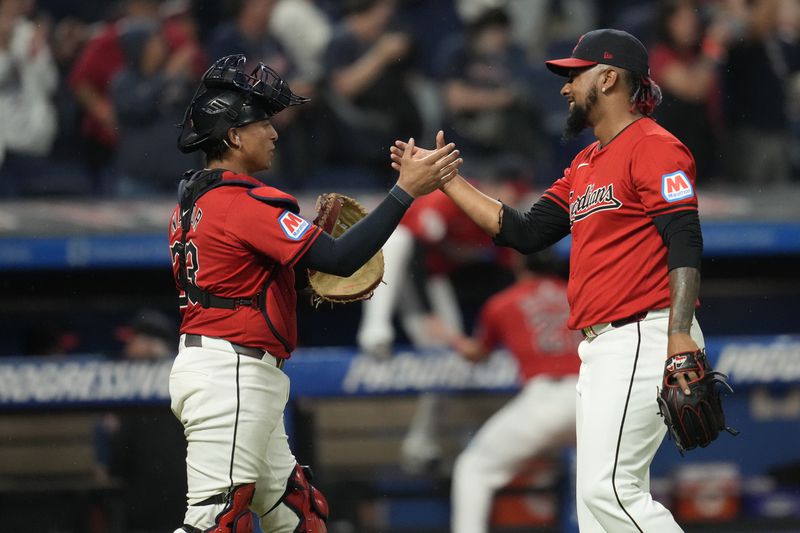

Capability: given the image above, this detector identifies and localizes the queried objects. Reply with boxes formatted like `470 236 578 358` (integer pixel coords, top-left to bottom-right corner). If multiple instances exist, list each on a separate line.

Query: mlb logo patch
279 211 311 240
661 171 694 203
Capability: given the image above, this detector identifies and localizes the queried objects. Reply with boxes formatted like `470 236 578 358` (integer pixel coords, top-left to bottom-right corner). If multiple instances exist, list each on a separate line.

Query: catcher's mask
177 55 309 153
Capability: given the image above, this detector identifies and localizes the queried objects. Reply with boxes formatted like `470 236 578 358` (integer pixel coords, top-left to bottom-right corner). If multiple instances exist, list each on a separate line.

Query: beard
563 86 598 141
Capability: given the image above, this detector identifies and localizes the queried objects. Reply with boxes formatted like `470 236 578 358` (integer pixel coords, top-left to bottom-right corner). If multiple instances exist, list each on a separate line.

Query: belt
581 311 648 339
184 334 285 369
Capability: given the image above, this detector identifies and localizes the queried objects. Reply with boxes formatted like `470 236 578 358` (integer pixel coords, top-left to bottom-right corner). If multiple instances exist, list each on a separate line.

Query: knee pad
207 483 256 533
281 464 329 533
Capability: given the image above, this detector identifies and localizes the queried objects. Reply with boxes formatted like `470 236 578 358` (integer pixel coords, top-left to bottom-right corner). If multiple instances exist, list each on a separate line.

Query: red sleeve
475 298 501 352
68 29 120 90
226 195 321 267
541 166 572 212
630 134 698 217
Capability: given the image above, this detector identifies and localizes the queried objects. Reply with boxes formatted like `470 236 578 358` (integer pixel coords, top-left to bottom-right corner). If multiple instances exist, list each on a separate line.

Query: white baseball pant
451 375 578 533
169 335 301 532
357 225 464 353
575 308 704 532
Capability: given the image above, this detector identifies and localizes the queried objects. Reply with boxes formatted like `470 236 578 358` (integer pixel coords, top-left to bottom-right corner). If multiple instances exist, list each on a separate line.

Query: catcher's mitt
307 193 384 304
657 349 739 454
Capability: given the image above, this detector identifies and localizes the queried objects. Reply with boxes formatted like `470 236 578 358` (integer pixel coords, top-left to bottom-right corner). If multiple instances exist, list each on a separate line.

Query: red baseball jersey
401 190 509 274
476 277 581 381
543 118 698 329
168 171 321 358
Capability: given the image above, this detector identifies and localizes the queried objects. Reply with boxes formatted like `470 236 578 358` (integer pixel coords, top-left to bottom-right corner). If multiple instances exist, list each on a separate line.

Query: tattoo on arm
668 267 701 335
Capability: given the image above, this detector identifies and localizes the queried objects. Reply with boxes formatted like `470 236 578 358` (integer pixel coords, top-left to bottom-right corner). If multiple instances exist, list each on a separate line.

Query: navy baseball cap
546 29 649 77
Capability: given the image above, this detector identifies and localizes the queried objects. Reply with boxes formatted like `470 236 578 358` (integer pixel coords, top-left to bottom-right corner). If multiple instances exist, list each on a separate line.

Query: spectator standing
650 0 725 183
447 252 581 533
68 0 160 193
723 0 800 184
434 8 547 178
110 20 200 195
323 0 422 187
0 0 58 195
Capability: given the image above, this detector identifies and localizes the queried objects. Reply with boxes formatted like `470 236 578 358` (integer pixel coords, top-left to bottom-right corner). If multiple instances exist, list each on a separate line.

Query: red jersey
542 118 698 329
168 171 321 358
68 23 124 146
476 276 580 381
401 190 508 274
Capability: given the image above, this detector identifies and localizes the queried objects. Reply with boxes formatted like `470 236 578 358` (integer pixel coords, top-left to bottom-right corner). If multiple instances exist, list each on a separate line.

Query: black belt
581 311 649 339
610 311 648 328
184 334 285 369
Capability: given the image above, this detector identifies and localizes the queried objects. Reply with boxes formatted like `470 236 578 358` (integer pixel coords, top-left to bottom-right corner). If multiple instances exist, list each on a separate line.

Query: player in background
392 29 706 532
356 173 522 472
445 251 581 533
169 55 461 533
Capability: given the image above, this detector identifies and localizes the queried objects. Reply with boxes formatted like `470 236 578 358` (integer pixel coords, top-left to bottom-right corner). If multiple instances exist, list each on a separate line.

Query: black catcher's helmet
177 55 309 153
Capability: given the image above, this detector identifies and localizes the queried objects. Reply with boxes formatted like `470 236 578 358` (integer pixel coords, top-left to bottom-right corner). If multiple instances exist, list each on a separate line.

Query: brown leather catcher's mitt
307 193 384 304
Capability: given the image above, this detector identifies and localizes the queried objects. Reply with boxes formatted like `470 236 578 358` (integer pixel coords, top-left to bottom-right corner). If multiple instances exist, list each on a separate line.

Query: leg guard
204 483 256 533
282 464 329 533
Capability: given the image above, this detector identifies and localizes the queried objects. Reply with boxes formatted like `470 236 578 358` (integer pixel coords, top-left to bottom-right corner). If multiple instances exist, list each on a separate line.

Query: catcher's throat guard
307 193 384 304
657 349 739 455
178 55 309 153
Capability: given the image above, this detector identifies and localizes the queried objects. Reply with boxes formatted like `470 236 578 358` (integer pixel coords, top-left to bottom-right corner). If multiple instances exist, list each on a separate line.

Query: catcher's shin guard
280 464 329 532
207 483 256 533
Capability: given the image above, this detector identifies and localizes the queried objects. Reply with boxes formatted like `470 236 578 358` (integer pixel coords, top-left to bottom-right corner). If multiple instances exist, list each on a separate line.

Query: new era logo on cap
546 28 649 78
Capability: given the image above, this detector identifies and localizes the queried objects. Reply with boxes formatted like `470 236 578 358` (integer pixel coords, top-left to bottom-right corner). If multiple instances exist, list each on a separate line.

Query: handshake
392 131 462 199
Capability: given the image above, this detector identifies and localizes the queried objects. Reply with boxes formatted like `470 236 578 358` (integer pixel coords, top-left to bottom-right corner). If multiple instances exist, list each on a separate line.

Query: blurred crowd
0 0 798 198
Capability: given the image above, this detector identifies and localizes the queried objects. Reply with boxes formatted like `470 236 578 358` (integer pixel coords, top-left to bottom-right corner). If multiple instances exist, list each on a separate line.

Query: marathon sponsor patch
279 210 311 240
661 171 694 202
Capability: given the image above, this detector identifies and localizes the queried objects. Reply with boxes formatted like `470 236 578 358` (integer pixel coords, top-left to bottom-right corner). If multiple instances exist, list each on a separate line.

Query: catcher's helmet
177 55 309 153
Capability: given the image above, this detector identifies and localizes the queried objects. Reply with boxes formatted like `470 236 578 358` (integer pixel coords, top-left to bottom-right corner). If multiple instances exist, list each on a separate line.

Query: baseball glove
307 193 384 304
657 349 739 455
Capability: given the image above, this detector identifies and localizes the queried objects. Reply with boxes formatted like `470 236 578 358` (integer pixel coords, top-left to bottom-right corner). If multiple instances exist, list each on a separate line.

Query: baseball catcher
169 53 462 533
657 349 739 454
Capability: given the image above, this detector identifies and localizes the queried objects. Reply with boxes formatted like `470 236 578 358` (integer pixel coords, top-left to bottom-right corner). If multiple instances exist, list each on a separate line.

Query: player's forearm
299 186 411 276
667 266 700 336
441 175 503 236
